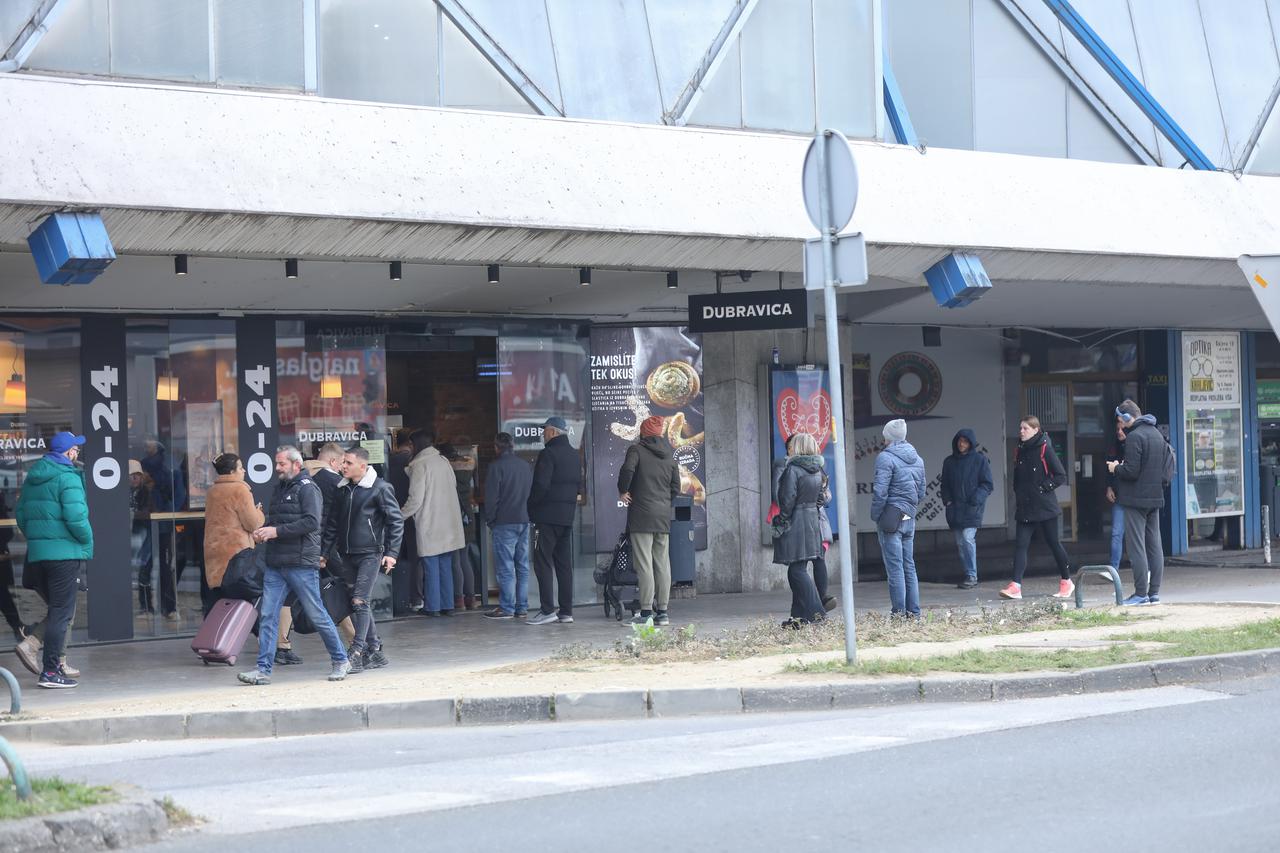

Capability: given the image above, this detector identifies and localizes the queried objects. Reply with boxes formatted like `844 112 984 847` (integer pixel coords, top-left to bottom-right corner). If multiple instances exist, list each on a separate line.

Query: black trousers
32 560 80 673
533 523 574 616
787 561 825 621
1012 519 1071 583
345 552 382 654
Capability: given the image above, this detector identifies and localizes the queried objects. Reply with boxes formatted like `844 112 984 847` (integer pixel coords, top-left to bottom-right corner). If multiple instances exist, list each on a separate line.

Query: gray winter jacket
1115 415 1167 510
772 455 826 565
870 441 926 525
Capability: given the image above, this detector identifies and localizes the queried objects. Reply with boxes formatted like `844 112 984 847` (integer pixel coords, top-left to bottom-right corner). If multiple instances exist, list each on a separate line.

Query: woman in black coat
1000 416 1073 600
772 433 827 626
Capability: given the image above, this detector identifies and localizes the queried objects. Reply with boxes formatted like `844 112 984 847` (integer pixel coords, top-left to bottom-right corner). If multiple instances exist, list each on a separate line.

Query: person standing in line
940 428 994 590
771 435 837 613
771 432 829 628
447 444 480 610
870 419 926 617
1107 400 1168 606
437 443 474 612
14 431 91 688
322 447 402 672
526 417 581 626
402 430 465 616
1105 418 1128 571
201 453 263 614
386 430 421 610
237 446 349 685
617 416 681 626
128 459 154 614
1000 416 1074 600
482 433 533 619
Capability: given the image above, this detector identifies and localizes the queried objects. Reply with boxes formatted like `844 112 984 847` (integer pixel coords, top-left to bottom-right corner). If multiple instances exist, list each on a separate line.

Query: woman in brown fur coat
203 453 264 590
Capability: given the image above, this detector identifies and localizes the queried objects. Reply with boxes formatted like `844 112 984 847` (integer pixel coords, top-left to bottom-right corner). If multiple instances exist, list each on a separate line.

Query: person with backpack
940 428 994 590
1000 416 1074 600
1107 399 1168 606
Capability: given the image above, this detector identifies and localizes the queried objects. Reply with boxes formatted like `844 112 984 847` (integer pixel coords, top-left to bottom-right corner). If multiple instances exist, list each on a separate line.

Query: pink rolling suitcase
191 598 258 666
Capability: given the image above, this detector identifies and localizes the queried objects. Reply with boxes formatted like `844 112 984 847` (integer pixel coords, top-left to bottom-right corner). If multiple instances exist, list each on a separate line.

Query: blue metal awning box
924 252 991 309
27 212 116 285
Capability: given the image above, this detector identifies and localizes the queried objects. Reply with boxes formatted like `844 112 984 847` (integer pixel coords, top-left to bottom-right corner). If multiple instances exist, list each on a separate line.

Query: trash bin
669 494 695 585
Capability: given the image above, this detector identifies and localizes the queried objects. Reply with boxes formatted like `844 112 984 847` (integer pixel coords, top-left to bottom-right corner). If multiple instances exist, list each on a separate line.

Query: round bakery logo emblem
878 351 942 417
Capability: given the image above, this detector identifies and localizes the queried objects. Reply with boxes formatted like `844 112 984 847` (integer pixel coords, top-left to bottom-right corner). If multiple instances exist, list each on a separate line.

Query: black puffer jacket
264 472 324 569
313 467 343 520
1012 431 1066 523
321 469 404 558
1115 415 1167 510
617 436 681 534
528 434 580 527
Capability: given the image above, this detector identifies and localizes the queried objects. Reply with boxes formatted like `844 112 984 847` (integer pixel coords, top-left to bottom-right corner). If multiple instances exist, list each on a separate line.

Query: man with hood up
940 428 994 590
870 419 926 617
617 416 681 626
1107 399 1168 606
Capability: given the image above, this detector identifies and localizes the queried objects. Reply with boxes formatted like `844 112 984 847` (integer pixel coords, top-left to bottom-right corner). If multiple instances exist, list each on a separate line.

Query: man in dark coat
617 416 681 626
940 428 994 590
1107 399 1168 605
526 417 581 626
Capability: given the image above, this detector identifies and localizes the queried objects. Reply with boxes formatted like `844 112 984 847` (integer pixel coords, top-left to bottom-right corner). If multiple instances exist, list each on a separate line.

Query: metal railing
1072 564 1124 609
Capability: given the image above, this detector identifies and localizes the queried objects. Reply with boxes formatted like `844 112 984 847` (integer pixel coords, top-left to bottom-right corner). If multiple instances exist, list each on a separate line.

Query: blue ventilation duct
924 253 992 308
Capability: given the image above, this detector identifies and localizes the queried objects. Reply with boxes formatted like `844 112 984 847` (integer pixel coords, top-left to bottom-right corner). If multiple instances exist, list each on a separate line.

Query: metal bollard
0 667 19 715
0 737 31 800
1264 507 1272 566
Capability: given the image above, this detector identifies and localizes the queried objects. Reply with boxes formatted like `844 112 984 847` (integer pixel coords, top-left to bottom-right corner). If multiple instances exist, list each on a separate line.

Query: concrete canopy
1 74 1279 323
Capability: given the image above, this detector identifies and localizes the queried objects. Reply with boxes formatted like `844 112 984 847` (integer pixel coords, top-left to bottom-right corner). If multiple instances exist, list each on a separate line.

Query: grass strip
787 618 1280 677
0 777 117 821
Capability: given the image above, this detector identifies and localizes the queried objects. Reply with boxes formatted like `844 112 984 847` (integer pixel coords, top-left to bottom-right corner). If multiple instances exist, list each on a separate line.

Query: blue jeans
1110 502 1125 569
420 552 454 613
953 527 978 582
877 518 920 616
257 566 347 674
491 523 530 615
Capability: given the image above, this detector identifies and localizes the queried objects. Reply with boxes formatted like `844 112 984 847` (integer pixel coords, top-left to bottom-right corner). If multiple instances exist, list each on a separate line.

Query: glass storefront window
0 319 83 651
1182 331 1244 519
126 319 238 635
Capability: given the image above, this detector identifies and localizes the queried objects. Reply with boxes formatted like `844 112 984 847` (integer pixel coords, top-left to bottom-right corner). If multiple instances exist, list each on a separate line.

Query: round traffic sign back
801 130 858 233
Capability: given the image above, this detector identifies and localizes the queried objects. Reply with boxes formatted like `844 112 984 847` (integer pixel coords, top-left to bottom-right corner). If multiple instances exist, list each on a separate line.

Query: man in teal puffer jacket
15 431 92 688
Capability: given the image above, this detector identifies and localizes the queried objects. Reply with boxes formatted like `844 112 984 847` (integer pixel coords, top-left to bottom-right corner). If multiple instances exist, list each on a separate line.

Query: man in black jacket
239 446 350 685
526 417 580 625
1107 400 1167 606
322 447 403 672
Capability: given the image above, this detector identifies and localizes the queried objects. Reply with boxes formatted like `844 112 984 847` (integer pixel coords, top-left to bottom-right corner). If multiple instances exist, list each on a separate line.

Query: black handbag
220 546 265 601
290 575 353 634
877 509 906 534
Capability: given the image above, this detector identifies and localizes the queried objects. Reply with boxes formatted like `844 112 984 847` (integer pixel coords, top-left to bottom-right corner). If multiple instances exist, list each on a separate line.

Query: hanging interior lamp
4 349 25 408
320 373 342 399
156 374 180 402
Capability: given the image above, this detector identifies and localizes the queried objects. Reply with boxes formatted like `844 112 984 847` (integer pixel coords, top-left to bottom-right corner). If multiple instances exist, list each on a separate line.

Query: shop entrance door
384 338 499 614
1023 380 1138 546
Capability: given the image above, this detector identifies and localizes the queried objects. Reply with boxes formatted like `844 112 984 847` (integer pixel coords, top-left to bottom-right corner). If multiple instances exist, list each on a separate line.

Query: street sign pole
813 130 858 664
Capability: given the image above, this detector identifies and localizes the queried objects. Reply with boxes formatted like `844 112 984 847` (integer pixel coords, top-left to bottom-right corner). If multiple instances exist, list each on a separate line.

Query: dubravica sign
688 289 809 333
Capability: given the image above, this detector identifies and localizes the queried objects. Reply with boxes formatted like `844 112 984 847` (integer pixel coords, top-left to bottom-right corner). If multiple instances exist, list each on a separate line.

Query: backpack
1162 439 1177 487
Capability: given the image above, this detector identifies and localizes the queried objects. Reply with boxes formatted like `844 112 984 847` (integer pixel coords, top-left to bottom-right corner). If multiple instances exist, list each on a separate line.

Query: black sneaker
956 579 978 590
274 648 303 666
38 670 77 689
347 650 366 673
653 610 670 627
366 649 389 668
483 608 514 619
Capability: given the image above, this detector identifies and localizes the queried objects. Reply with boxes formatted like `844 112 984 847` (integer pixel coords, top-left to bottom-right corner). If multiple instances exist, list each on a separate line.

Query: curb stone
0 795 168 853
3 647 1278 746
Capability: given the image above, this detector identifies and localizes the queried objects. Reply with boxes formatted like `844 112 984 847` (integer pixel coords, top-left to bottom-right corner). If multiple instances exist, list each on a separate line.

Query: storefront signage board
236 318 280 508
80 317 133 641
588 327 705 552
687 289 809 333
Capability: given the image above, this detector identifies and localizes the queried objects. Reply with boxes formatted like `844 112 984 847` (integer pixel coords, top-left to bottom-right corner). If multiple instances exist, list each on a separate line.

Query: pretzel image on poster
609 395 652 441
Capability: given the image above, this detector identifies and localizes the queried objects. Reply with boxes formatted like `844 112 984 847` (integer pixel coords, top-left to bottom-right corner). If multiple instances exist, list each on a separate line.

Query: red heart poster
776 388 833 450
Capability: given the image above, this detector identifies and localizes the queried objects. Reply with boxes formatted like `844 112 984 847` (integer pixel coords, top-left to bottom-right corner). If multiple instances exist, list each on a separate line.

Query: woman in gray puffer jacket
772 433 827 626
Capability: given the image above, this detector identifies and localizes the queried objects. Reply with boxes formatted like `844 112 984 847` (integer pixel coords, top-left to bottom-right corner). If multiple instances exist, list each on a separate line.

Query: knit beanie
640 416 664 438
883 419 908 443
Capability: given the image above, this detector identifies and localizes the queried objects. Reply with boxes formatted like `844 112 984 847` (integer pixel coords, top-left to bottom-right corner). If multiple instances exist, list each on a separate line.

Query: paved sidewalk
1 563 1276 734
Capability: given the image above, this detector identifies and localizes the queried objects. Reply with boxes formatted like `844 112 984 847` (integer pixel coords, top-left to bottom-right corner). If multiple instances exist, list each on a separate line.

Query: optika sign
688 288 809 333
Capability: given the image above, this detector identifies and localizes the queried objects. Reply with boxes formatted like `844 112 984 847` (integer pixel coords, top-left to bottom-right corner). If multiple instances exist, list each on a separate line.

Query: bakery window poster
589 327 706 552
769 367 840 537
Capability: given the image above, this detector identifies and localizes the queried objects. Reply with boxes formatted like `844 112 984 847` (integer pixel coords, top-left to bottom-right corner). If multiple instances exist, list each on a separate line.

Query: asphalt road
17 674 1280 852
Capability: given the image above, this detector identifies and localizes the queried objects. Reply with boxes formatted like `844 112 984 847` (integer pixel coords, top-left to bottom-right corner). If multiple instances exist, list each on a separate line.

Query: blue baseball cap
542 416 569 431
50 431 86 454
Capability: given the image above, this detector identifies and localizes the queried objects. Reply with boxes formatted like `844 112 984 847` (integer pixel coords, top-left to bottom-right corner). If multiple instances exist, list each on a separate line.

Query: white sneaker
526 611 559 626
558 615 574 624
328 660 352 681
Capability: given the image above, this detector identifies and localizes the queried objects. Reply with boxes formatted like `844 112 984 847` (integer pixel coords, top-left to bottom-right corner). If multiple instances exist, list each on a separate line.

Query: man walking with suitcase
238 446 350 685
526 417 580 625
321 447 403 672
